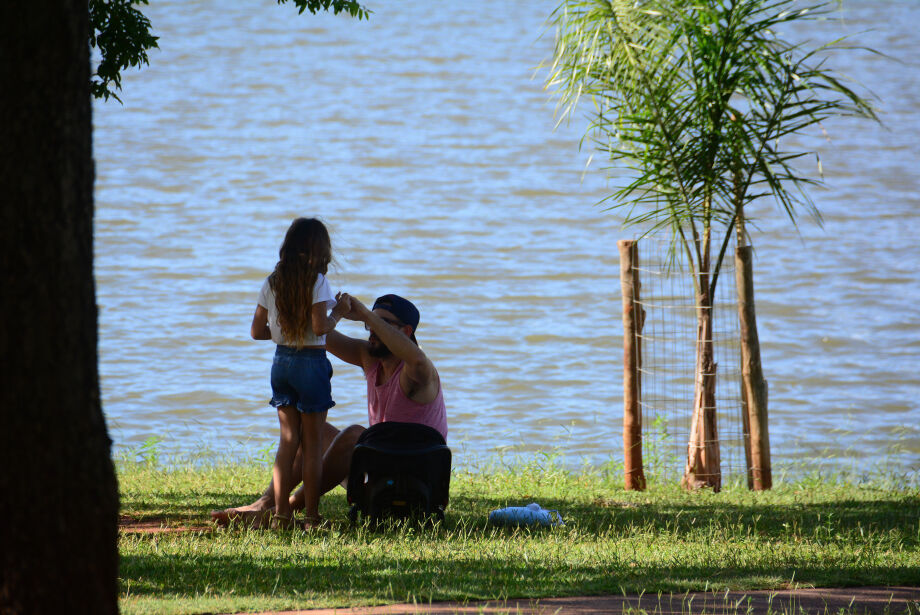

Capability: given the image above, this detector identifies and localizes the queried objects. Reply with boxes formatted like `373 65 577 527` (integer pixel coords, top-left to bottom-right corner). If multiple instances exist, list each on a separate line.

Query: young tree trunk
0 2 120 613
681 288 721 492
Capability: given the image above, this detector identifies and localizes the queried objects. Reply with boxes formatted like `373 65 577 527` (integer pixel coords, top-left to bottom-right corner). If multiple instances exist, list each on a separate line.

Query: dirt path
118 515 212 534
241 587 920 615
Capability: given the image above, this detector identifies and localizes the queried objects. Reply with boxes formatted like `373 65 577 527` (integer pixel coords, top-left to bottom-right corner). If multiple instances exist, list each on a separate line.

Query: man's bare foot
210 507 274 529
210 498 273 526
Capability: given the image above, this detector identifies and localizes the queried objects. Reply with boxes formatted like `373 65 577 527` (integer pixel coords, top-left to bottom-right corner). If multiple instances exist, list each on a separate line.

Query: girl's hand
332 292 351 319
332 293 357 320
315 293 350 336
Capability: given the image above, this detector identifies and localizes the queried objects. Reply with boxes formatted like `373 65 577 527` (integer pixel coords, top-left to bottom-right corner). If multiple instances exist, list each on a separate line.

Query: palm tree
547 0 877 490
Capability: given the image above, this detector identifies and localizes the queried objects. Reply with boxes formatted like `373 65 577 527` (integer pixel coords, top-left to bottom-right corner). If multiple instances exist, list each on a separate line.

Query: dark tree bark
1 1 119 613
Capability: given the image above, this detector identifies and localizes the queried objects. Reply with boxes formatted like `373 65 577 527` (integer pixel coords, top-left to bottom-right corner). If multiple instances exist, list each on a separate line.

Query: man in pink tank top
211 293 447 527
336 293 448 440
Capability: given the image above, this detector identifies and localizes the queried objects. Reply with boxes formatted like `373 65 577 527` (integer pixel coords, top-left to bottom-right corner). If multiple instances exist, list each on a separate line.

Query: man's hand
337 293 369 322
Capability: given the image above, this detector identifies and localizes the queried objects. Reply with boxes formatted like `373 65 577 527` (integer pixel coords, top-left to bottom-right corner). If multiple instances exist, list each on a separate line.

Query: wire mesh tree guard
620 235 763 489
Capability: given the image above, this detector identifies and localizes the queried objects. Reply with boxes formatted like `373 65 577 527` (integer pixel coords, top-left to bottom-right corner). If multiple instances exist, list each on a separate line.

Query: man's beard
368 337 392 358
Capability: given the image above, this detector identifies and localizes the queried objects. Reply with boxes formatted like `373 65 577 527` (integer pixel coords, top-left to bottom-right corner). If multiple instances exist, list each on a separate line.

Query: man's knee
325 424 364 462
320 421 340 448
340 424 365 445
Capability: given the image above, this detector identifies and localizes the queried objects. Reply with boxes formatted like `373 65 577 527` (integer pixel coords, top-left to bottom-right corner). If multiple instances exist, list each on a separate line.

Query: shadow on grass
119 547 919 601
119 493 920 601
516 495 920 536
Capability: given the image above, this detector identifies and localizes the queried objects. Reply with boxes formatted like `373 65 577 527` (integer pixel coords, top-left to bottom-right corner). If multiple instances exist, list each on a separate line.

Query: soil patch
239 586 920 615
118 515 212 534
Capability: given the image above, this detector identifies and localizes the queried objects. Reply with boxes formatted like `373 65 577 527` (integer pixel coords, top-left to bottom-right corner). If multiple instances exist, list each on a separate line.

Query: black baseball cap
373 294 420 334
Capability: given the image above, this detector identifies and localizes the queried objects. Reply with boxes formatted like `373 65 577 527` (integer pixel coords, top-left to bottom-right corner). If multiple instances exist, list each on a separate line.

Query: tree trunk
618 240 646 491
681 288 721 492
0 2 120 613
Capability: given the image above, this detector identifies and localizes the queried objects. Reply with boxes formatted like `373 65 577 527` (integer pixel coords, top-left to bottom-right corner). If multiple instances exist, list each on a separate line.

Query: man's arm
325 330 370 368
344 295 439 403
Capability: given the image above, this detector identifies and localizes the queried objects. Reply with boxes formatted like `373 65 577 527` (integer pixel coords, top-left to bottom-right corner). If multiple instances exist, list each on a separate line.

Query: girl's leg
300 409 328 524
288 423 365 510
289 421 341 510
272 405 301 520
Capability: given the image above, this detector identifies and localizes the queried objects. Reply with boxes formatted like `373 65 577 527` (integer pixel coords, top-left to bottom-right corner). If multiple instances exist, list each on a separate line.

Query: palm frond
547 0 879 278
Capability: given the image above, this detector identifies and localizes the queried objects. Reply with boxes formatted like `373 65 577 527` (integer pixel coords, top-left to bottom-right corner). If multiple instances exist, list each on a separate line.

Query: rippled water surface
94 0 920 475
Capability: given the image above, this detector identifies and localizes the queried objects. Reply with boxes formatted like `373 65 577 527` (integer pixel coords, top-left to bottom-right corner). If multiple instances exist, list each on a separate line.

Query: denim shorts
269 346 335 414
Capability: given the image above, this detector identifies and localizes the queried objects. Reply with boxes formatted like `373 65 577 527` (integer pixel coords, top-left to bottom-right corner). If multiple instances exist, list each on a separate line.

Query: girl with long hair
251 217 349 528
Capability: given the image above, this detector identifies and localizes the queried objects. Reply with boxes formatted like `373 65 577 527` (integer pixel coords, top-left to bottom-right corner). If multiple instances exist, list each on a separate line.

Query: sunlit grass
117 449 920 615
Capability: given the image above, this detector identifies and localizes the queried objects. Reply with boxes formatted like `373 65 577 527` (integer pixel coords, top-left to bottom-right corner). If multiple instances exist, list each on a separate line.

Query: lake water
93 0 920 478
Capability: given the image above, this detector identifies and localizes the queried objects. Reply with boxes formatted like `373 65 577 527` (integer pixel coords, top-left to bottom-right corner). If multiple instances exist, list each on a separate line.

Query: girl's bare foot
269 514 297 530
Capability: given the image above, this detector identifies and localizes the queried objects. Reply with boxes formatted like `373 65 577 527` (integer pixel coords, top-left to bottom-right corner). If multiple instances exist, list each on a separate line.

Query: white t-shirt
258 273 336 346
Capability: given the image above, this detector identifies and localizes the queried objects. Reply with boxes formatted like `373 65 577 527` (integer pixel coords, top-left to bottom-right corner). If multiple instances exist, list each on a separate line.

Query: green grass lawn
117 455 920 615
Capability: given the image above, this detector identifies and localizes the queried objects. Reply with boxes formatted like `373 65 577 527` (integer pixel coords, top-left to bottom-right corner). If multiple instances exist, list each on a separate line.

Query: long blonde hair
269 218 331 347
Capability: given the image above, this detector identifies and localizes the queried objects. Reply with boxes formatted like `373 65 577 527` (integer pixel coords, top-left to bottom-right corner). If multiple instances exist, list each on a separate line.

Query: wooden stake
735 246 772 490
740 366 754 491
619 240 646 491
